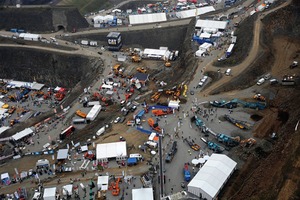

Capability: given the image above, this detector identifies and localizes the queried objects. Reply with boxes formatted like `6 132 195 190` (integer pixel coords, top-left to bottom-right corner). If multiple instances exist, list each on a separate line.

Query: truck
226 44 235 58
183 163 191 182
127 157 138 166
76 110 87 118
165 141 177 163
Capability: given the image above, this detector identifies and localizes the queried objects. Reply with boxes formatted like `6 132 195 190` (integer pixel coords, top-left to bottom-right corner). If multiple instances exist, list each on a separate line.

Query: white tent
129 13 167 25
31 82 45 90
199 42 212 52
0 126 10 136
200 32 211 38
196 50 205 57
142 48 171 60
96 141 127 160
132 188 154 200
188 154 237 200
57 149 69 160
175 6 215 18
195 19 228 30
62 184 73 196
43 187 56 200
19 33 41 41
12 127 34 141
97 176 109 190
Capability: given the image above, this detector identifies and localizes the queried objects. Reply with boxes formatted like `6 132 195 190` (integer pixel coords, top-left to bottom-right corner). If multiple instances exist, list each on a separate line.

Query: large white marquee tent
96 141 127 160
187 154 237 200
129 13 167 25
176 6 215 19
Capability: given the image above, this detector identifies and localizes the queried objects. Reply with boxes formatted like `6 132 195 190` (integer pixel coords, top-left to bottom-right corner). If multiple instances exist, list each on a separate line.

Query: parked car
114 117 121 123
119 117 125 123
257 78 265 85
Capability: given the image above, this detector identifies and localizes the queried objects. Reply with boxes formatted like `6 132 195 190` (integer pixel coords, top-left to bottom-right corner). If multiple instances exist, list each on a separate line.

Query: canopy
129 13 167 25
97 176 109 190
43 187 56 200
176 6 215 19
96 141 127 160
132 188 154 200
196 19 228 30
12 127 34 141
57 149 69 160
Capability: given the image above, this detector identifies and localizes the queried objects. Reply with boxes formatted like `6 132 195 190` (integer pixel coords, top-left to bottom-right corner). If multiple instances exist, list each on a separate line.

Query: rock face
0 7 89 32
0 47 102 88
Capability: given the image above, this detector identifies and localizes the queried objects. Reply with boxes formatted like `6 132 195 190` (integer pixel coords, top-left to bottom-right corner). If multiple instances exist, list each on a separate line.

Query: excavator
152 109 173 116
0 89 7 94
131 55 141 62
110 178 121 196
148 118 161 132
55 92 65 101
8 106 16 114
136 67 147 73
113 64 122 76
151 92 161 102
240 138 256 148
253 93 266 102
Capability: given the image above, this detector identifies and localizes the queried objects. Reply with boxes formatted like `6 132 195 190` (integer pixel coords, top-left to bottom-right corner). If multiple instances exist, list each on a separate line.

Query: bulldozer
131 55 141 62
137 67 147 73
240 138 256 148
113 64 122 75
253 93 266 102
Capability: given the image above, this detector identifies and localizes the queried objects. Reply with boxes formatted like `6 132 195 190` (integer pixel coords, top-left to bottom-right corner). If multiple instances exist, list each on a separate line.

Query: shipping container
86 105 102 121
72 118 87 124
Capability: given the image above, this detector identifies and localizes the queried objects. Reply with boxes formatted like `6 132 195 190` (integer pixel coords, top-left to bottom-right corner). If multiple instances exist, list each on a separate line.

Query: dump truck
76 110 87 118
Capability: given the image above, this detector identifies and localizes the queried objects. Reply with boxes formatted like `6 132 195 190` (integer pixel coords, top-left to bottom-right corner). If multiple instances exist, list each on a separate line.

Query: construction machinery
55 92 65 101
183 163 191 182
10 118 20 126
165 90 175 95
184 138 201 151
240 138 256 148
165 141 177 163
152 108 173 116
8 106 16 114
210 100 238 109
31 91 44 98
231 98 266 110
76 110 87 118
253 93 266 102
110 178 121 196
136 67 147 73
2 103 9 109
290 61 298 69
113 64 121 75
216 133 240 147
131 55 141 62
148 118 161 132
84 151 95 160
8 95 16 102
191 115 205 128
207 141 225 153
0 89 7 94
224 114 252 130
151 92 161 102
165 61 171 67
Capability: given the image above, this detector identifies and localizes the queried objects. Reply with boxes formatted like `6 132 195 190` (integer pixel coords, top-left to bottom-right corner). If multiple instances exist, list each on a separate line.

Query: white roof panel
129 13 167 25
196 19 228 30
176 6 215 19
57 149 69 160
97 176 109 190
31 82 45 90
132 188 154 200
0 126 10 135
43 187 56 199
188 154 237 199
96 141 127 160
12 127 34 141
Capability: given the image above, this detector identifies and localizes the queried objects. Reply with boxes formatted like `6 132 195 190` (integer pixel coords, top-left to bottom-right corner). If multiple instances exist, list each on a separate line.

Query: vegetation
59 0 112 14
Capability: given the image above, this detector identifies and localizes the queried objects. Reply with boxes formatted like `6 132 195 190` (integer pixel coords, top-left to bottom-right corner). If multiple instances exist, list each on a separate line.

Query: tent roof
132 188 154 200
0 126 10 135
62 185 73 195
200 32 211 38
96 141 127 159
97 176 109 190
19 33 41 39
188 154 237 199
196 19 228 30
57 149 69 160
44 187 56 198
129 13 167 25
176 6 215 19
200 42 212 49
31 82 45 90
1 173 9 180
12 128 34 141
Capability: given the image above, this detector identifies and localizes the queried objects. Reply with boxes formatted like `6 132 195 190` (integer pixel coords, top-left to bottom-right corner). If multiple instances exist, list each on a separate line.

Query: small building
187 154 237 200
132 188 154 200
196 42 212 57
96 141 127 162
107 32 122 51
97 175 109 190
142 48 171 60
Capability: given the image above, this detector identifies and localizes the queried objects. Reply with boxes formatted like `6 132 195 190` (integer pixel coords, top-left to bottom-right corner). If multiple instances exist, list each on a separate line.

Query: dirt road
202 0 293 96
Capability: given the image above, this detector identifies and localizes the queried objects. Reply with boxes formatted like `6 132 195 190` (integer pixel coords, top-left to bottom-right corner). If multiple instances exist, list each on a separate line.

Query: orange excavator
148 118 161 132
152 109 173 116
55 92 65 101
111 178 121 196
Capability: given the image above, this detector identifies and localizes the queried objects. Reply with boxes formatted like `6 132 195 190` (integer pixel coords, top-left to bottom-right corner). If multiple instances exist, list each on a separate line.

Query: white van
257 78 265 85
225 68 232 76
129 154 143 160
146 141 158 148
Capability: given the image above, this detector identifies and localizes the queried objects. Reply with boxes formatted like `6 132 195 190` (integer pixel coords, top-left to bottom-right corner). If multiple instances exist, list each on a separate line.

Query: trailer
72 118 87 124
86 105 101 121
226 44 235 58
88 101 100 107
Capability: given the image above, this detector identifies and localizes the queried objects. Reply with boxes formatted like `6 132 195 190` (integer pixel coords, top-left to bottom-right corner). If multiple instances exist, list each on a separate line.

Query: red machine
152 109 173 116
148 118 161 132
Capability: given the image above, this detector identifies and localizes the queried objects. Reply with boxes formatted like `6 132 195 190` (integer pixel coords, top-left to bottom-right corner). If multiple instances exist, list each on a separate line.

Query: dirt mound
0 7 89 32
